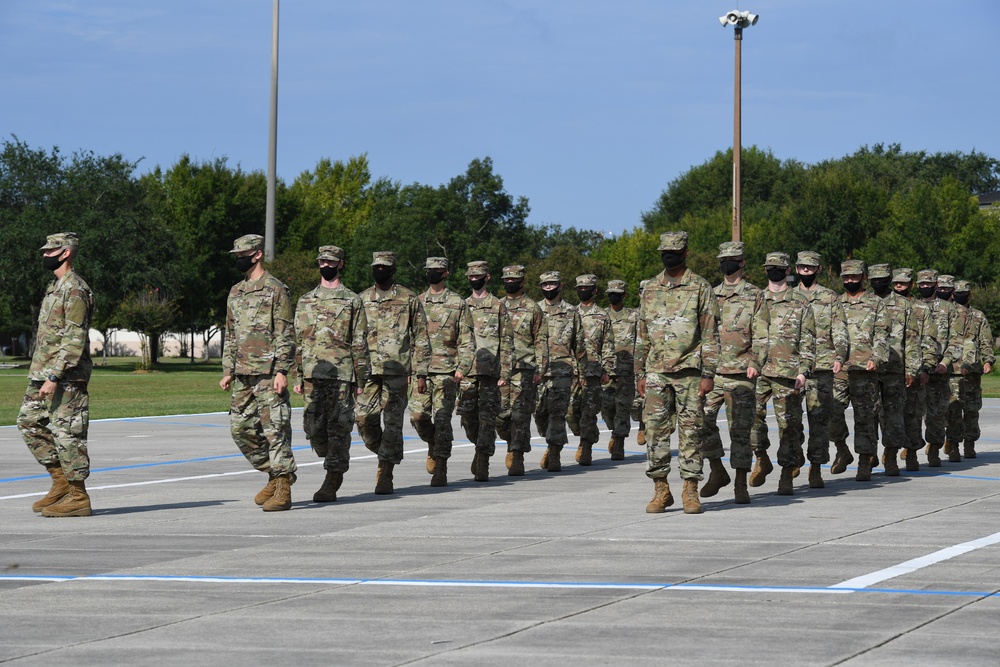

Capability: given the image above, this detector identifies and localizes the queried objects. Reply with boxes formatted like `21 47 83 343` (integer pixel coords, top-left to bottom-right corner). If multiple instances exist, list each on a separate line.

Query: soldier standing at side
601 279 638 461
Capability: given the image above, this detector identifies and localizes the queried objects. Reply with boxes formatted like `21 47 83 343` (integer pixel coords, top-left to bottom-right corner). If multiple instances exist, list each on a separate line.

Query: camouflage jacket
502 293 548 373
607 305 638 377
418 288 475 375
949 302 974 376
961 306 995 374
577 302 614 378
714 279 765 375
924 297 963 372
358 283 431 377
755 287 815 379
294 284 370 384
793 284 848 372
538 297 585 378
908 298 941 374
465 292 514 379
223 271 295 377
29 269 95 383
877 291 921 376
635 268 720 377
838 291 890 371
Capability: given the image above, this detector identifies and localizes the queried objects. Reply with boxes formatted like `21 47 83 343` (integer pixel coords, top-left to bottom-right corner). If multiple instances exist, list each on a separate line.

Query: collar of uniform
49 269 75 292
714 279 748 297
424 289 453 303
239 272 268 294
767 287 793 302
658 267 692 287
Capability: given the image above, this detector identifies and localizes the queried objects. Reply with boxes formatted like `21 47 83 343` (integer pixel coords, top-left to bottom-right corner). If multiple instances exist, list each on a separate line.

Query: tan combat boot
700 458 731 498
748 450 773 487
262 474 293 511
313 470 343 503
375 460 395 495
904 448 920 471
830 441 854 474
925 442 942 467
883 448 900 477
963 439 977 459
681 479 703 514
473 452 489 483
855 454 872 482
791 447 805 479
609 436 625 461
32 465 70 513
777 466 794 496
645 478 673 513
575 441 593 466
41 480 91 517
426 445 436 474
733 470 750 504
505 450 514 470
636 425 646 446
508 450 525 476
430 458 448 487
255 473 277 506
945 439 962 463
899 447 908 462
808 462 825 489
541 447 561 472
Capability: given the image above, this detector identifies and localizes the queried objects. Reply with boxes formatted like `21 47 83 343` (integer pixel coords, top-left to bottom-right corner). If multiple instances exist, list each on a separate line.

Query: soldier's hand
746 367 759 380
865 360 877 372
905 374 914 388
698 377 713 397
532 373 542 385
220 375 233 391
273 373 288 394
497 378 507 387
454 371 465 382
38 379 58 398
794 374 806 390
293 381 304 395
935 363 947 374
417 377 428 394
833 361 842 374
601 373 610 385
637 378 646 398
920 371 929 386
986 363 993 374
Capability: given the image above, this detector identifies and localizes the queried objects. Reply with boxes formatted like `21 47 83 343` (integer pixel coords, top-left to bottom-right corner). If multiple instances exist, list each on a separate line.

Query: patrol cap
372 251 397 266
466 260 489 277
502 264 525 280
658 231 688 251
893 268 914 283
717 241 744 259
229 234 263 254
539 271 561 285
317 245 344 262
764 252 790 268
606 279 627 294
954 280 972 293
575 274 597 288
917 269 938 284
796 250 822 267
40 232 80 251
937 274 956 289
840 259 865 277
425 257 449 271
868 263 891 280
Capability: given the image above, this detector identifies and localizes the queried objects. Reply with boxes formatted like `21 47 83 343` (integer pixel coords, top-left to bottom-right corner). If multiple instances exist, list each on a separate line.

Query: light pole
719 9 758 243
265 0 279 261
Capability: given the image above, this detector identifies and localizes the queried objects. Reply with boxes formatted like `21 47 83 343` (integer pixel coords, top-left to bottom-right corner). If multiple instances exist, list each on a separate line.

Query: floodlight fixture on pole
719 9 758 242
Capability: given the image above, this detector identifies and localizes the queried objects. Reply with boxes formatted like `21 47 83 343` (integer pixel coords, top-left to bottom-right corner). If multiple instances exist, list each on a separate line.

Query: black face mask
503 280 523 295
576 287 595 302
469 277 487 291
766 267 788 284
918 285 937 299
661 251 685 270
235 255 257 273
954 292 970 306
796 272 817 288
608 293 624 305
541 287 560 301
719 259 742 277
894 285 911 297
372 266 395 287
870 278 891 295
319 265 339 281
43 254 66 271
936 289 954 301
426 270 445 285
843 281 863 295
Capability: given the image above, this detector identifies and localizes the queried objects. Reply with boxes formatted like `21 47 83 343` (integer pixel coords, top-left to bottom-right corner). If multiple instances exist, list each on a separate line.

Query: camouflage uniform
895 268 940 453
792 251 848 465
601 280 638 443
222 235 297 478
703 242 764 472
752 253 815 469
294 246 370 475
829 260 890 459
409 258 476 463
357 252 432 464
457 261 514 461
630 280 651 438
498 265 548 456
918 270 963 453
18 232 95 484
635 233 720 483
567 275 613 450
941 275 972 449
956 280 995 453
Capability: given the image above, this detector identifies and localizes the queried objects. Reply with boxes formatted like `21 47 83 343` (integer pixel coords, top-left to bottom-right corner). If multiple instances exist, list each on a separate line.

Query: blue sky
2 1 996 236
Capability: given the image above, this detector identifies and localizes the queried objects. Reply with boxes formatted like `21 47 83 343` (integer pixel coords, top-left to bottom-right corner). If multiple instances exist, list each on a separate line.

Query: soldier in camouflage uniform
497 265 547 476
357 251 432 494
456 261 513 483
916 269 963 467
567 274 613 466
220 234 297 511
601 279 637 461
792 250 848 489
829 260 890 482
939 275 972 463
410 257 475 487
636 232 720 514
534 271 586 472
293 246 370 503
750 252 815 496
18 232 96 517
631 279 651 446
953 280 995 459
701 242 764 504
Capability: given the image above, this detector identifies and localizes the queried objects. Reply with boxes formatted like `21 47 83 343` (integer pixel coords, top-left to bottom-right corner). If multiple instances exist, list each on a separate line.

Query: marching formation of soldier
17 231 995 516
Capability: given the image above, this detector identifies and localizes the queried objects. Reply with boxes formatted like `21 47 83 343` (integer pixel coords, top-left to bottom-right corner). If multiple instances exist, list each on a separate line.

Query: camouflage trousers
877 372 907 451
643 370 705 481
303 378 355 473
601 373 635 440
17 380 91 481
631 379 644 422
923 374 951 445
802 370 834 464
457 375 501 455
408 373 458 460
702 373 755 471
534 376 574 450
904 382 926 450
498 369 538 453
229 374 296 476
751 375 804 468
947 374 982 443
567 376 603 444
356 374 409 463
830 371 880 456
